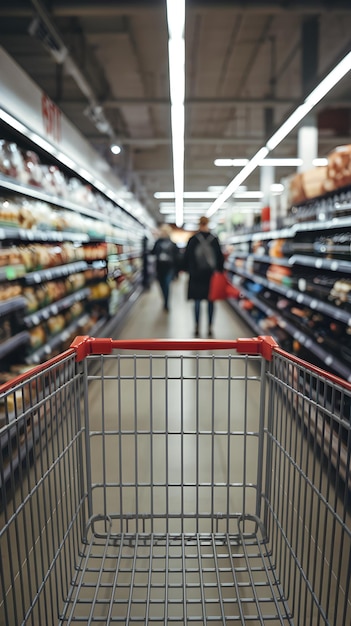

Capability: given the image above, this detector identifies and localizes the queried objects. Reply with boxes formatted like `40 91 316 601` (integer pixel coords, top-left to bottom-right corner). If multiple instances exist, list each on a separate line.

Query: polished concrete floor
113 273 253 342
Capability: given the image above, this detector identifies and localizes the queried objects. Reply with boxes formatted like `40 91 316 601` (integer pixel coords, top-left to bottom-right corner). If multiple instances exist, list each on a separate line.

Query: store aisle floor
113 272 252 341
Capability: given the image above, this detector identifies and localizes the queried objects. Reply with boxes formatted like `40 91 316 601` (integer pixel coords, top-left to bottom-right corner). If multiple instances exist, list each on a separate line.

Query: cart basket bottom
59 517 292 625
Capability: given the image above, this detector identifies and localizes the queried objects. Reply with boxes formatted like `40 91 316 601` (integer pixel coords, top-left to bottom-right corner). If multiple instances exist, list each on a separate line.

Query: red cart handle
70 335 278 362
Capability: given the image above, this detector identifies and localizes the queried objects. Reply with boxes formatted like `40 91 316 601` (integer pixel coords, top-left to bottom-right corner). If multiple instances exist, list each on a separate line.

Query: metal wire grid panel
264 350 351 626
0 351 85 626
81 352 265 537
0 338 350 625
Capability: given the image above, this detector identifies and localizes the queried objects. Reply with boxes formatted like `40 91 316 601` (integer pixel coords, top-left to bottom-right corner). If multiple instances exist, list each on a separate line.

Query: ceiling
1 0 351 228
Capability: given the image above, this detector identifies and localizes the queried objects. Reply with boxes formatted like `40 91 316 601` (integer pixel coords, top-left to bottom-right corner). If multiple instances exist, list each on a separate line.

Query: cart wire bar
0 336 350 625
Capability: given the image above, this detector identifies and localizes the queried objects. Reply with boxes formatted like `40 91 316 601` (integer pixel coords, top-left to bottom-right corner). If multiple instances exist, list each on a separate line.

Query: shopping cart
0 335 350 625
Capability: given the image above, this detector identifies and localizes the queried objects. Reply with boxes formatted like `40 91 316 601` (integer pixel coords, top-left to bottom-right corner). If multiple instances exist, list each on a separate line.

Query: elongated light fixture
207 49 351 217
166 0 185 227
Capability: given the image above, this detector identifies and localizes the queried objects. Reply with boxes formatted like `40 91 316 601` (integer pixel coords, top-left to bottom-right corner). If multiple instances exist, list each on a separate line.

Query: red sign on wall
41 93 61 143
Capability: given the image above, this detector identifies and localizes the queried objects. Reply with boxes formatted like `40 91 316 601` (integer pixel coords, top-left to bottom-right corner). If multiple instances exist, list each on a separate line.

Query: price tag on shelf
6 266 17 280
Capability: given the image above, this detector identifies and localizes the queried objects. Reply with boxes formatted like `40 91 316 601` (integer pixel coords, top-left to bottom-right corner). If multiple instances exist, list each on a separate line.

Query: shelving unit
0 148 147 363
0 151 152 497
226 190 351 383
0 47 157 498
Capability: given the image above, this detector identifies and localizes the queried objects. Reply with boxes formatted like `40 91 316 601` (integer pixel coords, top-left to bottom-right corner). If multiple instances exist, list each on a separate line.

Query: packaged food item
302 166 328 199
326 145 351 191
0 198 20 226
0 316 12 344
23 286 39 313
29 325 46 350
0 141 27 182
23 150 43 187
47 314 66 335
89 282 111 300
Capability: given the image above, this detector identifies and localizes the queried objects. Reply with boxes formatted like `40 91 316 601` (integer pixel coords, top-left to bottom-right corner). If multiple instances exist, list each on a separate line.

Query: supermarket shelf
230 254 292 267
241 288 351 382
23 288 91 328
0 226 89 243
0 331 30 360
228 227 292 245
288 254 351 273
100 283 143 338
24 261 89 285
0 265 26 281
0 296 27 317
233 266 351 325
227 297 262 336
25 314 91 365
227 215 351 246
0 173 130 231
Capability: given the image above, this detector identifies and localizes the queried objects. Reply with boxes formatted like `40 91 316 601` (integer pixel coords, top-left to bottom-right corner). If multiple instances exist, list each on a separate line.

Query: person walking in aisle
183 215 224 337
151 224 179 311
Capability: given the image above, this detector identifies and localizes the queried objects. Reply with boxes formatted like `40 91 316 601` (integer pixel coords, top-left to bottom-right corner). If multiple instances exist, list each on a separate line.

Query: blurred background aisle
113 272 252 341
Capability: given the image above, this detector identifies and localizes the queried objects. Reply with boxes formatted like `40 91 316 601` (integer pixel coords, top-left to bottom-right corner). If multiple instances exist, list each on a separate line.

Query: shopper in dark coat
183 216 224 336
151 224 179 311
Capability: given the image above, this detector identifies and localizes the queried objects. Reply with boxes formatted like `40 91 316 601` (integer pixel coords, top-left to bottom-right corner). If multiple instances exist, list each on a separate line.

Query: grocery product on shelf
226 156 351 381
0 135 145 374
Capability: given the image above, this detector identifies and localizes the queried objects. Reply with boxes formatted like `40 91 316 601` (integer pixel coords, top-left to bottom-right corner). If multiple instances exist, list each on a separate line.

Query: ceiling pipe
29 0 116 140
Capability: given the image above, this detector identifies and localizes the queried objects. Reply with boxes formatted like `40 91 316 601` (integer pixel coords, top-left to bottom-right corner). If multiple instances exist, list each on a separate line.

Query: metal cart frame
0 335 350 625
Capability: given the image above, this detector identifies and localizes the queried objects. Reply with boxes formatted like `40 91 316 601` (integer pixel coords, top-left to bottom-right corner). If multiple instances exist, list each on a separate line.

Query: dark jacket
151 237 179 276
183 230 224 300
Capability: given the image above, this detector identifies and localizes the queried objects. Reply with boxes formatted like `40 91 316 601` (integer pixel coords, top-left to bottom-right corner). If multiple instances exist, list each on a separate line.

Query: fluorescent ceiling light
214 158 249 167
262 158 302 166
166 0 185 228
214 157 303 167
110 143 121 155
270 183 284 193
207 147 269 217
305 50 351 108
155 192 175 199
166 0 185 38
156 191 220 199
234 191 263 199
208 48 351 216
156 186 263 204
160 203 212 211
266 104 312 151
207 185 226 193
313 157 328 166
